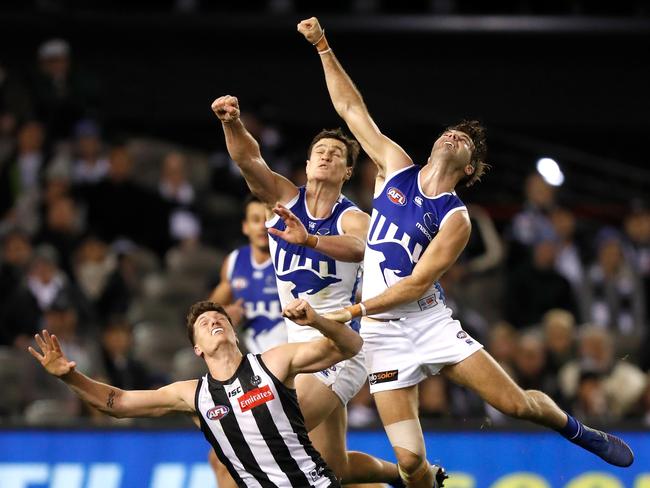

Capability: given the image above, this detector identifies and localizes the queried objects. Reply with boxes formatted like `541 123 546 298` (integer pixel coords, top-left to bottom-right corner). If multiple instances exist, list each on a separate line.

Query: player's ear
344 167 352 181
464 164 475 176
193 344 203 358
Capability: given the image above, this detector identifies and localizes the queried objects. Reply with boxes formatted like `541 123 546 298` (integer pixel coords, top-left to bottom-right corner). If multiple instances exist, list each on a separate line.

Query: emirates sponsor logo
238 385 274 412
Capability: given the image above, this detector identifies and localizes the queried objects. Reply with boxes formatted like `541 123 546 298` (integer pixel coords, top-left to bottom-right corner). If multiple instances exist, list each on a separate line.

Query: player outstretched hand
297 17 324 45
27 330 77 377
268 203 310 246
283 299 319 326
211 95 240 123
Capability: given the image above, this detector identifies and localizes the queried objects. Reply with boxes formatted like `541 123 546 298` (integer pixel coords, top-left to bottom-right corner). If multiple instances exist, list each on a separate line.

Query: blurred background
0 1 649 486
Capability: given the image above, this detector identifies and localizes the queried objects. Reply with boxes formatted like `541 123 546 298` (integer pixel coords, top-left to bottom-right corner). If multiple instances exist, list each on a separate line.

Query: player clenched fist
211 95 240 123
297 17 328 52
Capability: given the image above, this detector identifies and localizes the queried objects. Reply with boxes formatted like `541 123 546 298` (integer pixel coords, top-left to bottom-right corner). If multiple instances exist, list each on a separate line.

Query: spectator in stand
542 309 577 376
486 321 518 376
30 39 100 141
98 316 161 391
77 144 171 255
42 293 96 375
0 244 83 348
571 369 612 424
505 237 577 328
0 121 48 233
159 151 194 205
70 119 109 184
623 207 650 369
0 229 33 318
582 227 646 356
550 207 588 316
559 325 647 420
35 195 84 276
512 332 563 405
73 236 131 320
509 172 557 265
624 207 650 281
158 151 201 245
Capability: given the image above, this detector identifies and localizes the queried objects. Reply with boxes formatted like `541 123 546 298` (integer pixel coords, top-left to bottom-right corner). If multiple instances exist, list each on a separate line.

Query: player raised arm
211 95 297 204
325 211 471 322
28 330 196 418
262 299 362 381
297 17 412 180
269 203 369 262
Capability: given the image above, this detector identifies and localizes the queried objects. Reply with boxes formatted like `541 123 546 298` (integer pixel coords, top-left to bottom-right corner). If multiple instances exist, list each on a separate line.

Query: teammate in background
211 98 410 487
28 299 360 487
297 16 634 487
210 194 287 355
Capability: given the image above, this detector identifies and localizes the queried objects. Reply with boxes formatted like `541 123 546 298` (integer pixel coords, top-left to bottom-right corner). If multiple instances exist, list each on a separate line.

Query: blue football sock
557 412 634 467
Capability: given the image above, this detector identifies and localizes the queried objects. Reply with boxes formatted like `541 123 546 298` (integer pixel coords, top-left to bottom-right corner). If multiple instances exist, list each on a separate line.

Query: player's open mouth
444 141 454 149
211 328 224 336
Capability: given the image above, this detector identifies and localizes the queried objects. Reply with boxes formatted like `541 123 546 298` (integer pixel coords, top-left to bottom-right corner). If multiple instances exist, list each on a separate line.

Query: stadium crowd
1 38 649 429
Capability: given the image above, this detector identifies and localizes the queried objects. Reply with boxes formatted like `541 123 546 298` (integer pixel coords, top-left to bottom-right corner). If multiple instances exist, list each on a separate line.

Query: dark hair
307 128 361 170
185 301 232 346
446 120 488 187
243 194 264 217
244 194 262 207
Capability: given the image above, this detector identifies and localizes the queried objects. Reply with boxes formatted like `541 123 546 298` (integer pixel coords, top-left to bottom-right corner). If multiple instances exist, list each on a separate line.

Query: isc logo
386 187 407 206
227 386 242 398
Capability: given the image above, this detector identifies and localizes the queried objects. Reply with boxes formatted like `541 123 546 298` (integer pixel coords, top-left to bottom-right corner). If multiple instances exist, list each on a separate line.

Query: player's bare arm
325 210 471 322
28 330 196 418
262 299 362 383
268 203 369 262
209 255 245 326
297 17 412 179
211 95 297 205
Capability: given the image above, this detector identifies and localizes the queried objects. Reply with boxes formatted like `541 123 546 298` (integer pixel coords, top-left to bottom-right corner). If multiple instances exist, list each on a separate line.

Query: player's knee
394 448 425 475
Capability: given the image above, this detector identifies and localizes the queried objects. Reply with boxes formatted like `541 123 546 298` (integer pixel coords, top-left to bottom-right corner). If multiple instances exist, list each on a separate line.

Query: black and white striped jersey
195 353 339 487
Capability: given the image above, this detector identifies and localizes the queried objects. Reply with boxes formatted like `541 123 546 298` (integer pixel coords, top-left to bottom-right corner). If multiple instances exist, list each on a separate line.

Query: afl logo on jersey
206 405 230 421
386 187 407 206
232 277 248 290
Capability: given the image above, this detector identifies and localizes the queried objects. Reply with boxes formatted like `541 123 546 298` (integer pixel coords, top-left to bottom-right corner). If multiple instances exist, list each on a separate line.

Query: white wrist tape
359 302 367 316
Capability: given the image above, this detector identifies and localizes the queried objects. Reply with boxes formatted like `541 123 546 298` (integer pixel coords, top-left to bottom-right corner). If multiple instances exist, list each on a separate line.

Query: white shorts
361 309 483 394
313 349 367 405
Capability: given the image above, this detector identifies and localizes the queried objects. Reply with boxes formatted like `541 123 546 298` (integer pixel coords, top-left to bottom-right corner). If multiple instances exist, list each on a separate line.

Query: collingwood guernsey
195 353 339 487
